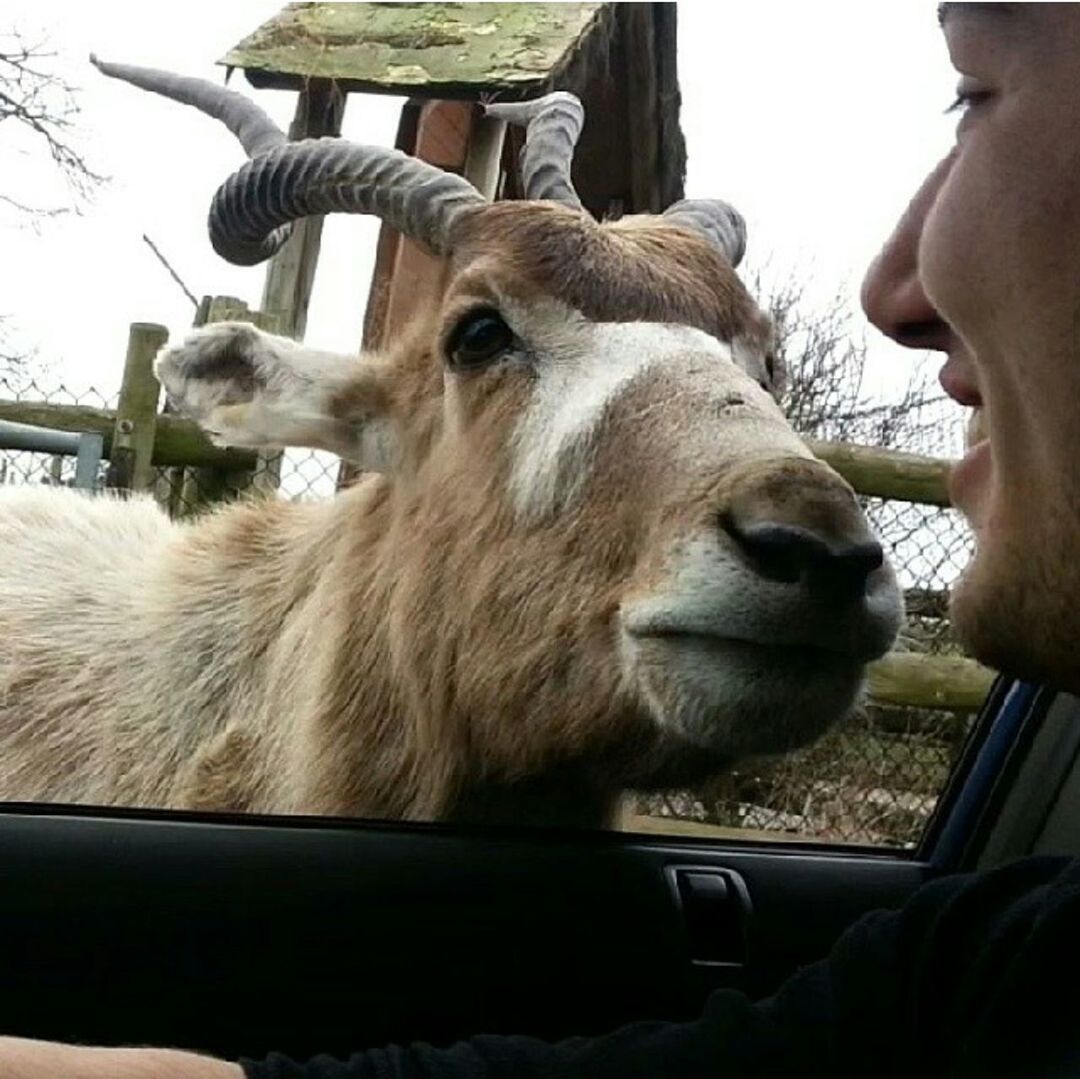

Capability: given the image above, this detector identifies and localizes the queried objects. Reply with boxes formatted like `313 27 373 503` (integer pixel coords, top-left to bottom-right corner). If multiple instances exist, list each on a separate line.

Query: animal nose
726 519 884 599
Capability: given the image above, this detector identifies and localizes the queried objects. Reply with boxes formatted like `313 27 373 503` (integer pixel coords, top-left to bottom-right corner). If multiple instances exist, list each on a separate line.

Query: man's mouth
966 405 988 452
950 403 992 516
940 357 990 513
939 355 982 408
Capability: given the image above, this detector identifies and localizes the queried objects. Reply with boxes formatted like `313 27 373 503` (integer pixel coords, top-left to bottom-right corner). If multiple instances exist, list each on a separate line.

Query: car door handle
667 866 752 967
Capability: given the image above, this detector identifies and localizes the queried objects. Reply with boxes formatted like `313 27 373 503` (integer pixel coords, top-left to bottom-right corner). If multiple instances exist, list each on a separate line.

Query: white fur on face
501 298 794 519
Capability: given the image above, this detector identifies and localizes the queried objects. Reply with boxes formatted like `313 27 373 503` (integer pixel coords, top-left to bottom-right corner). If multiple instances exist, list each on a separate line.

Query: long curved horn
91 56 486 263
661 199 747 268
90 55 286 158
204 142 487 264
484 92 584 209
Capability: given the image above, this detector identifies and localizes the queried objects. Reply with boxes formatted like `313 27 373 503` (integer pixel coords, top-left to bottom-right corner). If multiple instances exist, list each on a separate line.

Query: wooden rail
809 439 953 507
0 395 955 508
866 651 994 713
1 383 992 713
0 398 257 471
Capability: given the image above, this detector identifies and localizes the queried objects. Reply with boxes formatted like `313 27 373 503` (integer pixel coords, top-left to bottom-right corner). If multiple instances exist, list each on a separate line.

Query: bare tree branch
0 314 40 381
1 27 106 375
747 265 949 455
0 190 70 218
0 28 105 216
142 234 200 309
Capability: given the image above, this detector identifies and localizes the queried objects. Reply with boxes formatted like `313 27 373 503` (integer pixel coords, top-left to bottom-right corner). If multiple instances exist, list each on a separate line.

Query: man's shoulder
901 855 1080 1077
914 853 1077 915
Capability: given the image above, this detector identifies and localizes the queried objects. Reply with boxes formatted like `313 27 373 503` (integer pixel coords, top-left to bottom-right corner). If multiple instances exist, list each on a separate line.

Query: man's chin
951 545 1080 695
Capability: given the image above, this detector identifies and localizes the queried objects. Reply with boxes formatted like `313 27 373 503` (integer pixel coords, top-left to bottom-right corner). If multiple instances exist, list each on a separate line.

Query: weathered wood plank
260 80 347 341
337 99 471 491
0 399 257 472
0 397 960 519
105 322 167 492
622 4 660 213
252 81 347 500
222 3 606 97
866 652 995 712
463 112 507 200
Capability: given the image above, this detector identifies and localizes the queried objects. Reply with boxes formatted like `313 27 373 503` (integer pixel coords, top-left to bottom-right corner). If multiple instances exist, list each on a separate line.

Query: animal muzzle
617 456 901 759
622 456 903 663
723 520 884 601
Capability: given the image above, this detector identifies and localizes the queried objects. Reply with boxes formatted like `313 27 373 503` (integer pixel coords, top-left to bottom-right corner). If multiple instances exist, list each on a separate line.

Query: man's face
862 3 1080 693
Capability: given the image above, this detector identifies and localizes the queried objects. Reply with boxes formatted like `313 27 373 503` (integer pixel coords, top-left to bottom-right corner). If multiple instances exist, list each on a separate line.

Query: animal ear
155 321 400 471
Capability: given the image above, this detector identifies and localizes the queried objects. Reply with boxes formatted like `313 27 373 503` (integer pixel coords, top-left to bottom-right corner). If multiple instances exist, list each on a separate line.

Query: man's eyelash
945 90 993 115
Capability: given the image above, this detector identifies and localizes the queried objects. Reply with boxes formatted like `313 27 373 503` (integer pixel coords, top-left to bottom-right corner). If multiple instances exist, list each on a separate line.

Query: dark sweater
241 855 1080 1079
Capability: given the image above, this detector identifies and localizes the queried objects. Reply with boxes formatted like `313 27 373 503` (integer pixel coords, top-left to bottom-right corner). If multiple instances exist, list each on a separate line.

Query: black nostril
724 519 884 597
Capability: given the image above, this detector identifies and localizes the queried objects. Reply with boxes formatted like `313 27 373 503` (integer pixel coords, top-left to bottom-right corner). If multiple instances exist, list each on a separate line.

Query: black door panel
0 807 926 1061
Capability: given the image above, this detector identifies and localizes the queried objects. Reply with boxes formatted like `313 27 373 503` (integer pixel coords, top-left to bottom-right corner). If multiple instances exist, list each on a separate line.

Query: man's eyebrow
938 3 1023 29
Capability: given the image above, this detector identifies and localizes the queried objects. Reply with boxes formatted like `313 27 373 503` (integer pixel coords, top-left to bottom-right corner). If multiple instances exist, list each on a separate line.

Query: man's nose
860 152 955 352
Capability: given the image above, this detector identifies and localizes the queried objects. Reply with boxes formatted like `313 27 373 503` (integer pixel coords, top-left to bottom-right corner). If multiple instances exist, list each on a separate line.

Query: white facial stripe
506 299 731 518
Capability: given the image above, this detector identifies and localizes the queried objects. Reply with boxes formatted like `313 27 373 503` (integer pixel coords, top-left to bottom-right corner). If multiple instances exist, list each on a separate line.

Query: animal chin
622 629 866 758
637 629 832 663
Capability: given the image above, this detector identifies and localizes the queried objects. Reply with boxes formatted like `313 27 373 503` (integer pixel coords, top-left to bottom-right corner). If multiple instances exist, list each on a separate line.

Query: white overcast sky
1 1 960 438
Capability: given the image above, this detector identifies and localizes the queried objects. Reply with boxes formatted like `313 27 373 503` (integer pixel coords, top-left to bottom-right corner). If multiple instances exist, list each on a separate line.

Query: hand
0 1036 242 1078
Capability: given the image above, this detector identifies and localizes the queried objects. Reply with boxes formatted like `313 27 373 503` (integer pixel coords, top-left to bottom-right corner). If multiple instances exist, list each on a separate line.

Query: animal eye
446 309 514 369
763 353 776 387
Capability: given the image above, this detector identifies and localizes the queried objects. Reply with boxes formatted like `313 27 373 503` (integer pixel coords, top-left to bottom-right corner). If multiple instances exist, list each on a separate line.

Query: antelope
0 59 903 827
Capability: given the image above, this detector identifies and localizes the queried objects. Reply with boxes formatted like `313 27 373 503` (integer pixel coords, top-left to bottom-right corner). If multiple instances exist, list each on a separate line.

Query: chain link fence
0 374 982 848
636 403 980 848
636 501 976 848
0 374 338 512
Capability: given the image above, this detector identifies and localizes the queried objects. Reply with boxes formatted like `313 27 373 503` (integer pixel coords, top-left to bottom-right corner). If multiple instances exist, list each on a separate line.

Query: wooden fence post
106 322 168 492
337 99 476 491
253 78 347 498
463 112 506 199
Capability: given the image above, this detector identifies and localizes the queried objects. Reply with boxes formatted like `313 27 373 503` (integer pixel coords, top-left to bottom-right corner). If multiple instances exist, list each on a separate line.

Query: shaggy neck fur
160 483 634 828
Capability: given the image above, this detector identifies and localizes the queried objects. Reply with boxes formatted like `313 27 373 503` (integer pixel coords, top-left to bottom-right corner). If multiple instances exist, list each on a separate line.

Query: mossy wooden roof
220 2 608 96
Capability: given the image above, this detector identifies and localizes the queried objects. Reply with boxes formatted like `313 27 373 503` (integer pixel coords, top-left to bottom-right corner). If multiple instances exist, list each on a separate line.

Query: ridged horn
90 55 286 158
484 92 584 209
91 56 487 263
661 199 748 268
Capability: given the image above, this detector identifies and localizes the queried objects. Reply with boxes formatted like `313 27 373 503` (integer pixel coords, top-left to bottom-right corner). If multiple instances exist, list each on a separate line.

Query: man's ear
155 321 400 471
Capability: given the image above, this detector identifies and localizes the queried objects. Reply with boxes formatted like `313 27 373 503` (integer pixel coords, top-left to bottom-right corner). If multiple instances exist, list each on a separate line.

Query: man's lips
939 355 991 513
948 437 991 515
939 356 982 407
965 406 987 448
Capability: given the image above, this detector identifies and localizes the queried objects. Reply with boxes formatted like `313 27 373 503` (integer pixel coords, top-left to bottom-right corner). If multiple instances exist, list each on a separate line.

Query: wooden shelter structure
218 2 686 485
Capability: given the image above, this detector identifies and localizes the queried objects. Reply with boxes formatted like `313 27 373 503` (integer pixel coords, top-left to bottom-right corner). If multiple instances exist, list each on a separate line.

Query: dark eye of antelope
446 309 515 369
760 351 777 392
